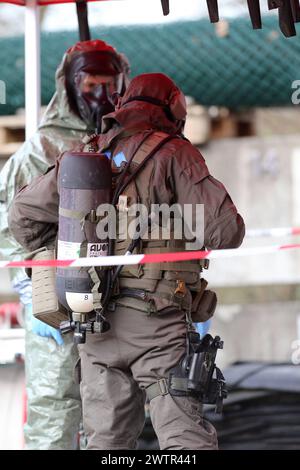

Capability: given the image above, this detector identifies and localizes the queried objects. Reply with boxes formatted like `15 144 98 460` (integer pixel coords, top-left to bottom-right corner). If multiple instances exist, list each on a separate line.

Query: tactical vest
111 131 212 317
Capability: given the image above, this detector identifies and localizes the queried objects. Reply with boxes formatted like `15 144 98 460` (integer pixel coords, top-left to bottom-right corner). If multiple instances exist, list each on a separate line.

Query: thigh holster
145 333 227 413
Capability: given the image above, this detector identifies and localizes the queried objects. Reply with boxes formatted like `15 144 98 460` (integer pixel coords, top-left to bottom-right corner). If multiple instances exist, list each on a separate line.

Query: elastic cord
121 95 176 123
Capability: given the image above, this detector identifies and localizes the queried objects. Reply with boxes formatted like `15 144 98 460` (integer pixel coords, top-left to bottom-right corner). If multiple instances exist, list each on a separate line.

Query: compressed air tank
56 151 112 313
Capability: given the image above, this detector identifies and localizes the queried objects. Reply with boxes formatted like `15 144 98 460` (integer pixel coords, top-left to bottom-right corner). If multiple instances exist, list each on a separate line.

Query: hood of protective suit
1 41 131 269
39 48 89 132
101 73 187 145
64 40 130 132
39 39 130 135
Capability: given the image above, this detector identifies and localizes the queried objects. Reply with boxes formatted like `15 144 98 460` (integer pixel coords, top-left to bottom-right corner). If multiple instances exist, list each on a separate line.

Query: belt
107 288 156 314
117 288 149 301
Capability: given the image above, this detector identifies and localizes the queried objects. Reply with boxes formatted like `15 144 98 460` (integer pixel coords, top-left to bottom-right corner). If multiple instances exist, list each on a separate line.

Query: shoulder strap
131 131 170 165
115 131 177 200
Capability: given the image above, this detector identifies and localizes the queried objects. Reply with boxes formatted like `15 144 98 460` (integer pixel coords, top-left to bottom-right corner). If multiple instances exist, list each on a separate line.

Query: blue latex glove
31 314 64 346
12 274 64 346
195 319 212 339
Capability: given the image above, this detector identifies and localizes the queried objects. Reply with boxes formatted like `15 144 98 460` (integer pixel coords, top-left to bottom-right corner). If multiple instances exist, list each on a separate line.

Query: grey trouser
79 306 218 450
24 306 81 450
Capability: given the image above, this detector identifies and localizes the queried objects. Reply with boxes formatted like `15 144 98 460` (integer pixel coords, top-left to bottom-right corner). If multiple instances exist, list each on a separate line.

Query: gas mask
65 50 126 132
74 71 123 132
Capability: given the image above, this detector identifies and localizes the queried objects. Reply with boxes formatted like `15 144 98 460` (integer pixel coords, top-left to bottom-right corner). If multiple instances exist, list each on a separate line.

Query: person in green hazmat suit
0 39 130 450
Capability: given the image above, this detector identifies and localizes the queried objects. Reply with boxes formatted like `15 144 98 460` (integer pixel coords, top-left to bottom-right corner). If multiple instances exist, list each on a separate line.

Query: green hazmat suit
0 50 88 450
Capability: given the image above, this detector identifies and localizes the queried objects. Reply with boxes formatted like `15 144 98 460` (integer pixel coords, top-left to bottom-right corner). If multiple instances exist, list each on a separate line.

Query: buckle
157 378 169 396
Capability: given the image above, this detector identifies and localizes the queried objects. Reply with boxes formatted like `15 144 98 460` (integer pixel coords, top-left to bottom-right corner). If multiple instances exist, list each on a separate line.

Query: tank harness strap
130 131 171 165
88 267 102 310
113 131 176 202
59 207 86 220
59 207 102 234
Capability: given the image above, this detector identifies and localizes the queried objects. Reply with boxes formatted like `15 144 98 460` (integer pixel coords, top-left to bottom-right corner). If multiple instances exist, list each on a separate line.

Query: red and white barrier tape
1 243 300 269
246 227 300 238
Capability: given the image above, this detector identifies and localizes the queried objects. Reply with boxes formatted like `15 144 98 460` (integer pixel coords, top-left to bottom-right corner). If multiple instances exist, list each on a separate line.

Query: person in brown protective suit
8 73 245 450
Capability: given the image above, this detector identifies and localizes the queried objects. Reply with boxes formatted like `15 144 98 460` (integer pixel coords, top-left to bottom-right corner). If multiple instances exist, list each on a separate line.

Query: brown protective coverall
9 73 245 450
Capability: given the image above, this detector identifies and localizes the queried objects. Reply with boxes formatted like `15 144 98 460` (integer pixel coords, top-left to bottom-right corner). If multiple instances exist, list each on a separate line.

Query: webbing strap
146 376 190 401
88 266 102 309
146 378 169 401
59 207 86 220
170 376 189 392
131 131 170 165
115 132 176 201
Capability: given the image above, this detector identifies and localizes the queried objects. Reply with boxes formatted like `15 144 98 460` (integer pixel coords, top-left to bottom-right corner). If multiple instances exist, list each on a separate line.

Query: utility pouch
191 279 217 323
31 247 69 328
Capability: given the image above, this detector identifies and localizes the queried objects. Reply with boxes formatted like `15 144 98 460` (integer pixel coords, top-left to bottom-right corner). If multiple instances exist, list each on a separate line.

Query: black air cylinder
56 151 112 312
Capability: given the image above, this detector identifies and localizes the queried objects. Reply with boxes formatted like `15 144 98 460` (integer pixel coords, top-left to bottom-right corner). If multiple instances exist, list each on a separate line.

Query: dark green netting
0 16 300 115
